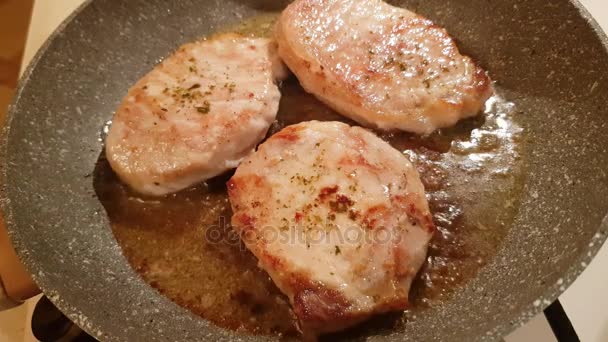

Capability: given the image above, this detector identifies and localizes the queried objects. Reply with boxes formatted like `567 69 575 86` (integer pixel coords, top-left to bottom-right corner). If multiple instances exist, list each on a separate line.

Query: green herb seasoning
224 82 236 93
423 78 431 89
196 100 211 114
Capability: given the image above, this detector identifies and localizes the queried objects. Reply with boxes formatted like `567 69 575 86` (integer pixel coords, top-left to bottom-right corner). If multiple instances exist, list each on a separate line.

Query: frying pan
1 0 608 341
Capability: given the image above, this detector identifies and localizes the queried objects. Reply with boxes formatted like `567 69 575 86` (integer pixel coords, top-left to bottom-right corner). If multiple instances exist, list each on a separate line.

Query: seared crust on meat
228 121 434 336
275 0 492 134
106 34 285 195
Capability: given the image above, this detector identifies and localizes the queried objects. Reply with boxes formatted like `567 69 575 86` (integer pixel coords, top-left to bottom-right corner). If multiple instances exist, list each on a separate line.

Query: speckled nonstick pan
1 0 608 341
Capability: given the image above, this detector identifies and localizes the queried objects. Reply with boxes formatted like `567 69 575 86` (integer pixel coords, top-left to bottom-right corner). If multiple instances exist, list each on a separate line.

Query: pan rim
0 0 607 341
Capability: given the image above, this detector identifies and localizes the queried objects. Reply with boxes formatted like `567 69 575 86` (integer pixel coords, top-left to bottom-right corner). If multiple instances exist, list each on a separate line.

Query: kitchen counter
2 0 608 341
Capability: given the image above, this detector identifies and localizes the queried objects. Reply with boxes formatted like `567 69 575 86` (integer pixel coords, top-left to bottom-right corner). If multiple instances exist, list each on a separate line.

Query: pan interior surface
1 0 607 341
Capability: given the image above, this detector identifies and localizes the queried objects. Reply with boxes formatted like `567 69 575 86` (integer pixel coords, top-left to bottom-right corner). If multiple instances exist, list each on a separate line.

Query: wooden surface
0 0 33 123
0 0 37 303
0 1 38 341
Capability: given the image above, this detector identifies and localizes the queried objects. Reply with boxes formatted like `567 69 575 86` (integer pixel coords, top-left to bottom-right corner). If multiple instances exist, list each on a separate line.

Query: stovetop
2 295 578 342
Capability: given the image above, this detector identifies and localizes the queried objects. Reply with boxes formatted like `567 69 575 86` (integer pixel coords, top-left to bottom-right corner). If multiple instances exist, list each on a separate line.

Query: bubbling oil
94 13 525 340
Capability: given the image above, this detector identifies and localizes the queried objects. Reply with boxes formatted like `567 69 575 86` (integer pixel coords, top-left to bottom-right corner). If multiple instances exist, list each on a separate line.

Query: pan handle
0 218 40 310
